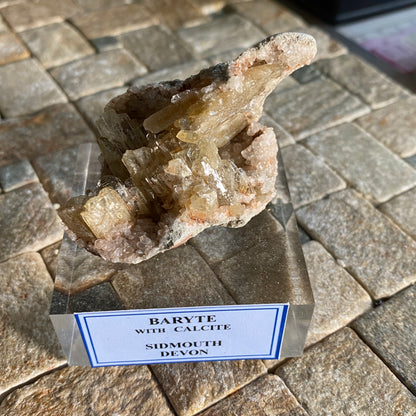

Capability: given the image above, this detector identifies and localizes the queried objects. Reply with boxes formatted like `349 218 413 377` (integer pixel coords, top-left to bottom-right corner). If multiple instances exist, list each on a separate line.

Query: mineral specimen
59 32 317 264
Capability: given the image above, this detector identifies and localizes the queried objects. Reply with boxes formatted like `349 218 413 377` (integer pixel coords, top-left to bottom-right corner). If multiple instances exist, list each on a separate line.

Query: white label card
75 304 289 367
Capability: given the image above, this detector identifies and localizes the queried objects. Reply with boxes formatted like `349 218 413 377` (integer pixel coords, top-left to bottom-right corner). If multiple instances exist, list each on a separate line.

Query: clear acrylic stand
50 142 314 366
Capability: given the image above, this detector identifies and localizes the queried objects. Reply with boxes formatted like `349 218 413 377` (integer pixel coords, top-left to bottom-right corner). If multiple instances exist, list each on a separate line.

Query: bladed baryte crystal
59 33 317 264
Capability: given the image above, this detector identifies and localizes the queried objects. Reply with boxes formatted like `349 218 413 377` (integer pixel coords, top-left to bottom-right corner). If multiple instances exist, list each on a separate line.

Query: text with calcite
135 314 231 357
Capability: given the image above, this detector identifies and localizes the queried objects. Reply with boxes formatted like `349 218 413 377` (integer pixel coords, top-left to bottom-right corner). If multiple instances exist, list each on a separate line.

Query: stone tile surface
352 284 416 394
291 64 323 84
304 123 416 203
298 226 310 244
68 281 123 312
281 144 346 208
0 252 66 397
0 1 414 412
0 183 63 262
190 210 283 266
75 86 127 130
198 374 309 416
76 0 137 11
32 145 78 206
71 3 156 39
112 244 234 309
177 13 266 58
0 31 29 65
356 96 416 158
207 46 246 65
230 0 305 35
316 54 405 109
379 187 416 240
265 78 369 140
90 35 121 52
0 103 95 167
20 22 95 68
50 49 146 100
0 15 7 32
405 154 416 167
152 360 266 416
216 228 313 305
40 241 61 278
120 25 193 71
0 58 66 117
277 328 416 416
302 241 371 346
191 0 226 15
273 75 299 94
1 0 81 31
0 159 38 192
144 0 206 29
297 189 416 299
0 365 174 415
0 0 21 8
55 237 118 294
133 59 209 86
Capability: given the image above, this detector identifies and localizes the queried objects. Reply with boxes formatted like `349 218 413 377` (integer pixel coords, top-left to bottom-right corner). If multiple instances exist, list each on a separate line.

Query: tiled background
0 0 415 415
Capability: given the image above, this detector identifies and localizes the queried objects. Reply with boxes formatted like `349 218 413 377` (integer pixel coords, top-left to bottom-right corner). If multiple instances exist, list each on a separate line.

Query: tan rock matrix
59 33 316 263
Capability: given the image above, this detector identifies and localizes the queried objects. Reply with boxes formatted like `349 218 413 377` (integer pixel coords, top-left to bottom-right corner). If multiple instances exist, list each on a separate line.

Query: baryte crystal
59 32 316 264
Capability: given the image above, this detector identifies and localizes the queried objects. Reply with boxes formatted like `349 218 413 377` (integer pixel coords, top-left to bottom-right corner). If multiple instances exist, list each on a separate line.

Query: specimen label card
75 304 289 367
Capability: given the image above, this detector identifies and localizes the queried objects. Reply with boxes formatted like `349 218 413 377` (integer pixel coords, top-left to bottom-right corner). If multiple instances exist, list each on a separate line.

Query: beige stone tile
0 183 63 262
190 210 283 266
379 187 416 240
112 244 234 309
281 144 346 208
50 49 146 100
0 159 38 192
177 13 266 58
0 365 174 415
0 252 66 397
265 78 369 140
0 103 95 167
0 31 29 64
1 0 81 32
199 374 309 416
71 3 156 39
54 236 118 295
356 96 416 158
352 284 416 394
304 123 416 203
32 145 78 206
132 59 211 86
303 241 372 346
75 86 127 131
40 240 61 278
316 54 406 109
0 58 66 117
20 22 95 68
119 25 194 71
231 0 305 35
277 328 416 416
152 360 266 416
144 0 206 30
297 189 416 299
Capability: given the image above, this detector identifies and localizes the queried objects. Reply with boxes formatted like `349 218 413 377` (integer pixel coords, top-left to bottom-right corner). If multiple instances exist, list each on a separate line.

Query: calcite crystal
59 32 317 264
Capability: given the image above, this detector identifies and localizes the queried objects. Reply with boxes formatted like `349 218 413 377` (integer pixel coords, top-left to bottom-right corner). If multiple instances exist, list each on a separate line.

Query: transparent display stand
50 143 314 367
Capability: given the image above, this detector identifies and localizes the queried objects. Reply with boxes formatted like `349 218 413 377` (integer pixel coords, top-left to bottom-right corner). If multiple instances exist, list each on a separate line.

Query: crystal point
59 32 317 263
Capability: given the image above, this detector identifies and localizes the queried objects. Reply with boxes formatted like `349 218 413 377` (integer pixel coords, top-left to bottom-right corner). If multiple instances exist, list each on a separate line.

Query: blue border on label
75 304 289 367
